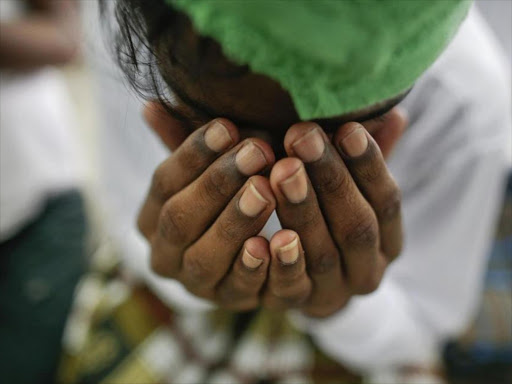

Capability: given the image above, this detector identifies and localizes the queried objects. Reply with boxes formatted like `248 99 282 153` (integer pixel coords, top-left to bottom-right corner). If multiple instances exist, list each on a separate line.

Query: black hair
100 0 409 129
98 0 174 114
99 0 251 126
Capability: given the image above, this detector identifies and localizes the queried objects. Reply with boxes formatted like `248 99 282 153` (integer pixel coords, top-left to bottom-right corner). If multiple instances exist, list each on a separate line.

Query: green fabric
168 0 471 120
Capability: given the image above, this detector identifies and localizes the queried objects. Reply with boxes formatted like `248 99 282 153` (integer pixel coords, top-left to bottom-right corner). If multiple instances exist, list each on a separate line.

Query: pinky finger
264 230 312 309
215 237 270 311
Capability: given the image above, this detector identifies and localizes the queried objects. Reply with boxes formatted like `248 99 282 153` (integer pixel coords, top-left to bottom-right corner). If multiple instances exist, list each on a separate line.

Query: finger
284 123 384 294
334 122 403 261
181 176 275 294
137 118 240 238
143 101 189 151
150 139 273 279
269 158 346 316
149 118 240 201
361 107 408 159
157 139 274 248
215 237 270 311
263 230 312 309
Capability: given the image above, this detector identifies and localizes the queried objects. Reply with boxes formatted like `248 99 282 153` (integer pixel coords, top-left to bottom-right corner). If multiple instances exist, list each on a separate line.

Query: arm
292 99 511 373
0 0 79 69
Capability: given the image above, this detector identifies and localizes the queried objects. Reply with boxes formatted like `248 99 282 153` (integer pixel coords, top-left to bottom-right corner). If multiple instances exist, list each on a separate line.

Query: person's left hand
263 110 407 317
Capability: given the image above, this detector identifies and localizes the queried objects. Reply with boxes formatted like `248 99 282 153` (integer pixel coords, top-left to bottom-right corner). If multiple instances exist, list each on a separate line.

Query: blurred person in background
59 1 511 384
0 1 87 383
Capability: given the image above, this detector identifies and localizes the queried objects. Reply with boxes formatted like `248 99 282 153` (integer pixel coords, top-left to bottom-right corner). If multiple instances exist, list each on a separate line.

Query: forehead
155 30 299 131
152 10 406 134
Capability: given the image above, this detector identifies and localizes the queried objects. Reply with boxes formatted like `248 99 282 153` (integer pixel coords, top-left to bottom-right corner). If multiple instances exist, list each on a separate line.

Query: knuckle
182 254 214 287
353 145 384 183
344 213 379 248
309 250 339 275
216 216 243 241
358 161 383 184
352 268 383 295
215 285 233 304
202 167 234 201
292 207 323 233
273 281 311 307
177 140 207 173
314 168 352 197
159 201 189 244
377 187 402 223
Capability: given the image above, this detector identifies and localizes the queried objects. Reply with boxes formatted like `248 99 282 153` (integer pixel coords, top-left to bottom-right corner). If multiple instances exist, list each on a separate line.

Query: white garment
88 4 511 373
0 0 84 240
295 7 511 373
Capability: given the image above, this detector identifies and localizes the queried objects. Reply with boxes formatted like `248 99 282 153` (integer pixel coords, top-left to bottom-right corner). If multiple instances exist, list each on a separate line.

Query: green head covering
167 0 472 120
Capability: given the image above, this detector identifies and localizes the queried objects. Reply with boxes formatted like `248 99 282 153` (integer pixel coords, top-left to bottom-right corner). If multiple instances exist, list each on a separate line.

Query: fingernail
239 182 269 217
340 126 368 157
292 128 325 163
242 248 263 269
277 237 299 265
236 142 267 175
279 166 307 204
204 120 233 152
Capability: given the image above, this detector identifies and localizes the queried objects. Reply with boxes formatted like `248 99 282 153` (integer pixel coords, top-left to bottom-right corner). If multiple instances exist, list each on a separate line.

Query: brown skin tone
0 0 79 70
154 14 408 146
139 103 406 316
137 15 408 317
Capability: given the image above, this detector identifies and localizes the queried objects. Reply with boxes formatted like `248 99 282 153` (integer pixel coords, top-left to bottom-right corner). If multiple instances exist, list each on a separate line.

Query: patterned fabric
57 255 360 384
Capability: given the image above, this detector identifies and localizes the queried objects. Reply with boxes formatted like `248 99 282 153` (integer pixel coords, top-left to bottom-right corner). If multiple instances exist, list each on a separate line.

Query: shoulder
390 6 511 192
406 6 511 135
427 6 510 115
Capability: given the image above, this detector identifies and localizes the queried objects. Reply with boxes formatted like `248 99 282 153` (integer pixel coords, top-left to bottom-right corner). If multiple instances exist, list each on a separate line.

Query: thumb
143 101 189 152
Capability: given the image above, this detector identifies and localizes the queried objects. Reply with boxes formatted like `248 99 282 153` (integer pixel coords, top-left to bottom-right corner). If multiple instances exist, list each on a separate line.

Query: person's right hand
137 106 277 310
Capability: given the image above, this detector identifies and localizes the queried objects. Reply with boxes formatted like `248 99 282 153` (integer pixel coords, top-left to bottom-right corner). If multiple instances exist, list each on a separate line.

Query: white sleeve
291 135 510 372
291 9 512 369
289 50 512 370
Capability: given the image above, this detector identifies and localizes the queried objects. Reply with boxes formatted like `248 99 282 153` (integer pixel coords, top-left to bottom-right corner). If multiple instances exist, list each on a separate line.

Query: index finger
138 118 239 238
334 122 403 261
284 123 384 294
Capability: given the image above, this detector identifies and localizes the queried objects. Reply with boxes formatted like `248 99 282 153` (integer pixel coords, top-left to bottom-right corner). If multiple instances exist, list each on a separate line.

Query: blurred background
0 1 510 384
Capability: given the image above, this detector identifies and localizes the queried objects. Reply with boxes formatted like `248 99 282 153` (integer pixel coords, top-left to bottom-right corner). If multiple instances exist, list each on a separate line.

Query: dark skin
137 16 408 317
153 19 408 149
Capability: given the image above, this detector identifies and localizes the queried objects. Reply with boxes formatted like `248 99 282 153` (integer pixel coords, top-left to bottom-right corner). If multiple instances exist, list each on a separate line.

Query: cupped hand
139 105 281 310
265 111 406 317
140 102 407 316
